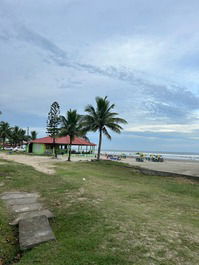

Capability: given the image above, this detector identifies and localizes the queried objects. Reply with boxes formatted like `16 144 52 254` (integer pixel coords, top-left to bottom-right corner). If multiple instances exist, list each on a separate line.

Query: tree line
0 121 37 149
47 96 127 161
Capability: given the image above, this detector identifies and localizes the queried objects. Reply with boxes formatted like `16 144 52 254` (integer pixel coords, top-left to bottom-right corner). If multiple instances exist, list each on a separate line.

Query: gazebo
27 136 96 155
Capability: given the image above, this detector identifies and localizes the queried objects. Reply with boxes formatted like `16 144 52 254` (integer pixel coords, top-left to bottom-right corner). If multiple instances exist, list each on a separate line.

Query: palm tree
30 130 37 140
18 128 26 146
0 121 11 149
10 126 19 146
60 109 84 161
83 96 127 160
10 126 26 146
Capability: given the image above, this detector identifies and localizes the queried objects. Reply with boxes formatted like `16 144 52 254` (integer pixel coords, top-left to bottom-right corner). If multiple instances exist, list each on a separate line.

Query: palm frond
108 117 128 124
107 103 115 112
105 123 123 133
102 127 111 140
85 105 97 115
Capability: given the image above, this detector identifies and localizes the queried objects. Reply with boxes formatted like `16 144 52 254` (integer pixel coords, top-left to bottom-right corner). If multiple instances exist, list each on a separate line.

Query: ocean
101 150 199 161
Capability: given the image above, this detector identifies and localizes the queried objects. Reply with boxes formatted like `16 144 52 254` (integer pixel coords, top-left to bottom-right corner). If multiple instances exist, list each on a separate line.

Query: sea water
101 150 199 161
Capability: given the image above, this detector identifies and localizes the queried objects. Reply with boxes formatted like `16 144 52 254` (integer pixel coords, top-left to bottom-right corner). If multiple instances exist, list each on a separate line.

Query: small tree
46 102 60 157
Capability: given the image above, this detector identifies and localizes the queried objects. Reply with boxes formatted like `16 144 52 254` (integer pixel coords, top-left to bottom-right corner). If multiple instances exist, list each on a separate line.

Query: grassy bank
0 159 199 265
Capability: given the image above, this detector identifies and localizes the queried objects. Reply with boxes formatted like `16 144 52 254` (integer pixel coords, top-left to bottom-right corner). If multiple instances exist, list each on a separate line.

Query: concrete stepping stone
19 215 56 250
1 191 55 250
11 203 43 213
5 197 38 206
1 192 40 200
10 209 54 225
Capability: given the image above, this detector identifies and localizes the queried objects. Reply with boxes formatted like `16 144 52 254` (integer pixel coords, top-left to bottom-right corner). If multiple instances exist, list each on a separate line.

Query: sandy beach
120 157 199 177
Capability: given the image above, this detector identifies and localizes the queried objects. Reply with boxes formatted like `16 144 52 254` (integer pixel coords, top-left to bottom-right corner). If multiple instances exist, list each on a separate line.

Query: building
27 136 96 155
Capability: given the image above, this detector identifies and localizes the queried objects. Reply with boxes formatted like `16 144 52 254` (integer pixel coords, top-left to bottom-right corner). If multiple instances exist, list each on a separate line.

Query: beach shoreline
119 157 199 177
101 150 199 162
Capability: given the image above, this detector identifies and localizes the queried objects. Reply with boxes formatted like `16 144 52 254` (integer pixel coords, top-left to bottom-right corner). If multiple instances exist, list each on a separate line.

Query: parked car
13 146 26 152
4 147 13 151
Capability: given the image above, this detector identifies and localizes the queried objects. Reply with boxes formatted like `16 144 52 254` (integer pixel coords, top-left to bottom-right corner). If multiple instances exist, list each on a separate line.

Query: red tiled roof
30 136 96 146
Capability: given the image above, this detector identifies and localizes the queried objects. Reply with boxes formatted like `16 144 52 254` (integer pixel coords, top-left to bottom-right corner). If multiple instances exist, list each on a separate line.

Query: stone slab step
1 192 40 200
10 209 54 225
5 197 38 206
19 215 56 250
11 203 43 213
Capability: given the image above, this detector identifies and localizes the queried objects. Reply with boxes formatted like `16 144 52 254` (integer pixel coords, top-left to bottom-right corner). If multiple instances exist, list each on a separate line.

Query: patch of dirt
0 153 92 175
0 153 57 175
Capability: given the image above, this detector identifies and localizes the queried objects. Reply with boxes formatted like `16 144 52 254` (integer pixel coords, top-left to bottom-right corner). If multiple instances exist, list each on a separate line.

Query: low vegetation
0 159 199 265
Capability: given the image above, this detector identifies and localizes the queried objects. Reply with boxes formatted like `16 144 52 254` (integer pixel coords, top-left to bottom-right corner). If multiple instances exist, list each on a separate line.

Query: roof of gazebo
30 136 96 146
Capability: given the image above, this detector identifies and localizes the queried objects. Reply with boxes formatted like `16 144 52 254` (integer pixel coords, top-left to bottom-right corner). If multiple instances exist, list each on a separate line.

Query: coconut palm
10 126 26 146
0 121 11 149
83 96 127 160
30 130 37 140
18 128 26 146
10 126 20 146
60 109 84 161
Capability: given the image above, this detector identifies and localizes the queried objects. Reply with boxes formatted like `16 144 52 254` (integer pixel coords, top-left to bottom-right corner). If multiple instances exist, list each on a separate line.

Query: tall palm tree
0 121 11 149
60 109 84 161
83 96 127 160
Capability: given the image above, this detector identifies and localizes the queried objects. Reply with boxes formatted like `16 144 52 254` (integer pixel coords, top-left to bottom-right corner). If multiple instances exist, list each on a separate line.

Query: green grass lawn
0 159 199 265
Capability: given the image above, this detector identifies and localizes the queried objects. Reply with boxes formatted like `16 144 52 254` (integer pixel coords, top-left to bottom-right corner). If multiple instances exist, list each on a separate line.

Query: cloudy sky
1 0 199 152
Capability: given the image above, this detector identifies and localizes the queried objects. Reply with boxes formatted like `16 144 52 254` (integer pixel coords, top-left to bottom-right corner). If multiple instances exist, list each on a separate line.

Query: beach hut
27 136 96 155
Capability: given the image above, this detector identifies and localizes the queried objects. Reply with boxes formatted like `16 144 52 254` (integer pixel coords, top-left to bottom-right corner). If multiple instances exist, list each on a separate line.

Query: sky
1 0 199 152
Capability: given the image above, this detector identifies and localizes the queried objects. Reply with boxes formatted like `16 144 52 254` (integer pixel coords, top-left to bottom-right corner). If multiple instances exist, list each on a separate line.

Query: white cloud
84 36 166 71
126 124 199 133
1 0 199 151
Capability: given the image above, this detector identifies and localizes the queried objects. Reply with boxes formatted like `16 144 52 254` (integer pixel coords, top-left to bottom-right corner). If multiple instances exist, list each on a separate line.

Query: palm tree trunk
97 129 102 160
2 137 5 150
68 137 72 161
